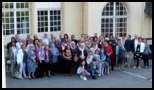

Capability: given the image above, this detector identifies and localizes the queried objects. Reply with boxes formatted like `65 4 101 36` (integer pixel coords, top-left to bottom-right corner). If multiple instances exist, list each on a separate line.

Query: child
77 60 90 80
86 50 93 67
100 48 109 76
93 49 100 70
88 59 99 79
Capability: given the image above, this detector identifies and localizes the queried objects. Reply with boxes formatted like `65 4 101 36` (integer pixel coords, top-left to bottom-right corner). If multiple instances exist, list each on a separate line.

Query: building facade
2 2 152 45
2 2 152 88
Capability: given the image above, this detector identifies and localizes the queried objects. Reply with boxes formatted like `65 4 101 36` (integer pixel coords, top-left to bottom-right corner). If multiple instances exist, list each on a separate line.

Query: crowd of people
5 33 151 80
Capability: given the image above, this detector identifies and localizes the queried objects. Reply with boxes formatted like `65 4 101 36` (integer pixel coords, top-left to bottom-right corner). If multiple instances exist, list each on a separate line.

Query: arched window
101 2 128 38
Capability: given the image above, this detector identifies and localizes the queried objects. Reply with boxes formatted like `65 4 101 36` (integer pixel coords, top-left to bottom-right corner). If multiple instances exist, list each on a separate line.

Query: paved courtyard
6 60 152 88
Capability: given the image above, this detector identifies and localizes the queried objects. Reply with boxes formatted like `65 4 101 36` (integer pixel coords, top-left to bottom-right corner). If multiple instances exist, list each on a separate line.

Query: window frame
2 2 30 36
101 2 128 38
37 8 62 33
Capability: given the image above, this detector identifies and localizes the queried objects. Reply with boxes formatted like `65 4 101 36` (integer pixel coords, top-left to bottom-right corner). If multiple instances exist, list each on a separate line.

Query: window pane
16 3 21 8
58 27 61 31
45 22 48 26
25 2 29 8
10 3 13 8
50 16 53 21
41 28 44 32
50 11 53 15
58 21 61 25
45 27 48 32
21 3 24 8
50 27 53 32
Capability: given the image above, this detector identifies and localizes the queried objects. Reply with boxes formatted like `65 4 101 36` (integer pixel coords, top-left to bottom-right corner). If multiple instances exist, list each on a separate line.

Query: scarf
79 47 84 58
38 48 44 59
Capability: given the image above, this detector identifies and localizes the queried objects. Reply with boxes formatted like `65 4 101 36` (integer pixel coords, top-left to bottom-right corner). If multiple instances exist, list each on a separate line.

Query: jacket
135 42 145 53
88 63 99 72
49 47 59 63
17 49 24 64
102 44 113 55
44 50 53 64
9 47 18 61
115 45 126 55
124 39 133 52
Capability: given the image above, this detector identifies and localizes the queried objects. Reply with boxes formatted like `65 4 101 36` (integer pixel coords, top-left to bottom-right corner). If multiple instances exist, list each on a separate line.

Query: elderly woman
143 38 151 68
49 42 59 76
77 43 87 65
70 41 78 74
27 44 36 79
116 41 126 71
9 41 18 78
36 42 45 78
44 45 53 77
17 44 28 79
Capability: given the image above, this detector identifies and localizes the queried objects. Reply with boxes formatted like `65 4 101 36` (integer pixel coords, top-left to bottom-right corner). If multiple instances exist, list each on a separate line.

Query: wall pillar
30 2 38 37
2 24 6 88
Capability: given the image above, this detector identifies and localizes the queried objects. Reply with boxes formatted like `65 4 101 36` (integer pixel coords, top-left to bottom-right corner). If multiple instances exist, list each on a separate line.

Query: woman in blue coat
27 44 36 79
49 42 59 76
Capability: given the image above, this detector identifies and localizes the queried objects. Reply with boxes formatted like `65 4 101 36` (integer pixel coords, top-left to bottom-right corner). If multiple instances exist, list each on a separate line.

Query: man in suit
71 34 78 45
131 34 139 66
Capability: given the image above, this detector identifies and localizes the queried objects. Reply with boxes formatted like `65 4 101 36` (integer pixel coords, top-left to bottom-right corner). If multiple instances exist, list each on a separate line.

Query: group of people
5 32 151 80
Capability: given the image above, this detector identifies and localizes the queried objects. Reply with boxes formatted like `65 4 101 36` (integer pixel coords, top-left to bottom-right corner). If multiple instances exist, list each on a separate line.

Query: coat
9 47 18 61
17 49 24 64
44 50 53 64
49 47 59 63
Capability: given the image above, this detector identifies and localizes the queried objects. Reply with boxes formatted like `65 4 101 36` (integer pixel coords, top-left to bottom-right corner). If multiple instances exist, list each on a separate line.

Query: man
81 34 84 38
132 34 139 66
59 33 64 42
42 33 50 47
71 34 78 45
125 35 133 67
16 37 23 50
15 34 19 43
94 33 98 38
132 34 139 53
26 34 32 41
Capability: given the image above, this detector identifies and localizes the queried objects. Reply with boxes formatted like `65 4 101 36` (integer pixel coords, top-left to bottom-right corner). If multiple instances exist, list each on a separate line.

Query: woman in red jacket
102 40 113 75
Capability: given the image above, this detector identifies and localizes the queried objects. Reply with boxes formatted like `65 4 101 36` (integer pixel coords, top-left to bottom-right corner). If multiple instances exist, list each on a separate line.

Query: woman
63 44 72 76
90 42 99 55
134 37 145 69
17 44 28 79
55 39 61 48
9 41 18 78
108 40 115 71
64 34 69 44
33 39 39 51
27 44 36 79
102 40 113 75
36 42 46 78
26 39 31 52
116 41 126 71
70 41 78 74
143 39 151 68
50 42 59 76
77 43 87 65
58 41 66 74
44 45 52 77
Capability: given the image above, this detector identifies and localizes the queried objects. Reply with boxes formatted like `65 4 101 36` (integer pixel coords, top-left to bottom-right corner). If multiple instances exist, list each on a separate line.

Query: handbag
5 57 11 66
14 71 22 79
74 55 78 62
